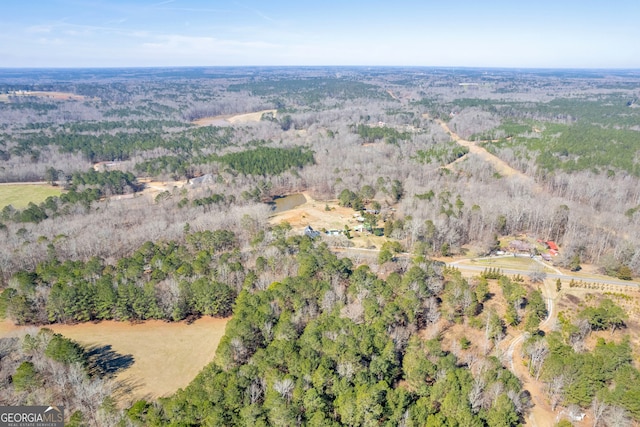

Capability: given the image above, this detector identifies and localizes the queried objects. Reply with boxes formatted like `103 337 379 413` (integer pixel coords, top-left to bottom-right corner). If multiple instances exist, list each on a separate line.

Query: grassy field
0 184 62 209
0 317 229 404
49 317 229 403
461 256 556 273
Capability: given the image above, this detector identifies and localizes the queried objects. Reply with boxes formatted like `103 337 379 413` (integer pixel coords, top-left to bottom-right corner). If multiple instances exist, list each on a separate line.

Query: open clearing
269 192 389 249
1 317 229 403
0 183 62 209
0 91 87 102
49 317 229 403
137 177 188 199
193 109 276 126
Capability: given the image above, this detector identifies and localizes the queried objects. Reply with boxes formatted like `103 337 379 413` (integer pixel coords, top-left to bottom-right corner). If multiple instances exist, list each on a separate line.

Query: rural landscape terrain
0 66 640 426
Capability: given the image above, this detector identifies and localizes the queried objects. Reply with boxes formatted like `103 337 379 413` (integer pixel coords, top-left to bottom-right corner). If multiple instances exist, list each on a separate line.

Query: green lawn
0 184 62 209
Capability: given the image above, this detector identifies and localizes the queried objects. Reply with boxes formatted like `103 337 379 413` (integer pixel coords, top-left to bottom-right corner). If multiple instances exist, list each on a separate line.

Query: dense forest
1 67 640 426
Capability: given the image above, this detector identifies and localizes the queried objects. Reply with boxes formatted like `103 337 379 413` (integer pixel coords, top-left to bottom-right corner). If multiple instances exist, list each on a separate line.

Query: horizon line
1 65 640 71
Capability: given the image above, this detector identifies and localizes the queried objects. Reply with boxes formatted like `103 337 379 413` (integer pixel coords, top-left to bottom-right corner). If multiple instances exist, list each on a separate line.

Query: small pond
270 193 306 214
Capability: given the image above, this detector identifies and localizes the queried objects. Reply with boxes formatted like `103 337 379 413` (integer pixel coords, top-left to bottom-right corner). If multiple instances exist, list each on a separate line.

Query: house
508 240 531 253
545 241 559 251
326 229 342 236
304 226 321 239
189 174 215 186
544 241 559 256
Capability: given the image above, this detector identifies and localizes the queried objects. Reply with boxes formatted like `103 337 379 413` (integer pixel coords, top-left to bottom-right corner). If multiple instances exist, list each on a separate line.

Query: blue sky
1 0 638 68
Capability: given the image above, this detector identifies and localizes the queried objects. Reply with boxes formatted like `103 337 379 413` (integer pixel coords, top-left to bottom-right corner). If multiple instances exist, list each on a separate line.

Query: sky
1 0 639 68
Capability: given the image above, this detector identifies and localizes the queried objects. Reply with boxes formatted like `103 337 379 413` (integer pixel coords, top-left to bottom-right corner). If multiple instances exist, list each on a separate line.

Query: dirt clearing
193 109 276 126
269 193 354 231
136 177 188 199
269 192 390 249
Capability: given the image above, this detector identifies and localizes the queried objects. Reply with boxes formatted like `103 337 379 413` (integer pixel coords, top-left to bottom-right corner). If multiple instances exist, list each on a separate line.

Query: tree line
0 328 122 425
0 230 240 324
7 125 233 163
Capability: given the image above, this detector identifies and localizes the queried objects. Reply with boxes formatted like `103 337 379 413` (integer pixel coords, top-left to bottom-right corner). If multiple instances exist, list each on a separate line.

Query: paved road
334 247 640 288
450 263 639 288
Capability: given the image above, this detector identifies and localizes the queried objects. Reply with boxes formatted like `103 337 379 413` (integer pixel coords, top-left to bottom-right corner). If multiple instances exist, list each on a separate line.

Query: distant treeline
135 146 315 177
228 77 389 103
7 126 233 163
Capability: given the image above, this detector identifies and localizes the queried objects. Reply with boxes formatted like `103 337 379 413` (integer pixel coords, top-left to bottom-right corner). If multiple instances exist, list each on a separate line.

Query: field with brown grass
0 317 229 404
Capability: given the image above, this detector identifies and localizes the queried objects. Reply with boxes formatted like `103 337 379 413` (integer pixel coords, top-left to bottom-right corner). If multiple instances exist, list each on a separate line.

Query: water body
271 193 307 214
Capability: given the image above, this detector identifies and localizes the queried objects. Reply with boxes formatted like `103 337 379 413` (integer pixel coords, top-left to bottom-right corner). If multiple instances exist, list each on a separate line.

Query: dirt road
507 275 558 427
423 114 540 188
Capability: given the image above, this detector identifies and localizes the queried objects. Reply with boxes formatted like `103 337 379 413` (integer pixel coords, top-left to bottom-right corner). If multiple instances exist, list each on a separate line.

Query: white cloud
36 37 65 46
26 25 53 34
141 34 280 54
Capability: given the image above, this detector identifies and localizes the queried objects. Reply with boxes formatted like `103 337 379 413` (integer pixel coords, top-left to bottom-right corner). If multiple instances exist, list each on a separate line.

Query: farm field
0 183 62 209
47 317 228 403
0 317 229 403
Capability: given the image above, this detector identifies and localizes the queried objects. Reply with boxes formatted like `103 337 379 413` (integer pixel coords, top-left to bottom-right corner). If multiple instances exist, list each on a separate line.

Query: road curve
450 263 640 288
334 246 640 289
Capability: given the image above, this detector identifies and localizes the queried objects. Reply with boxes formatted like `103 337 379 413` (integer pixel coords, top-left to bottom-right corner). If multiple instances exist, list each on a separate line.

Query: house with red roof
544 241 559 256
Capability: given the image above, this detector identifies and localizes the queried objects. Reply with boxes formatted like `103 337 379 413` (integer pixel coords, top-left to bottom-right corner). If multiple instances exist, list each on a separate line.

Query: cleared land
0 91 87 102
137 177 188 199
0 317 229 403
50 317 229 403
0 183 62 209
193 109 277 126
269 192 388 249
0 320 23 337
